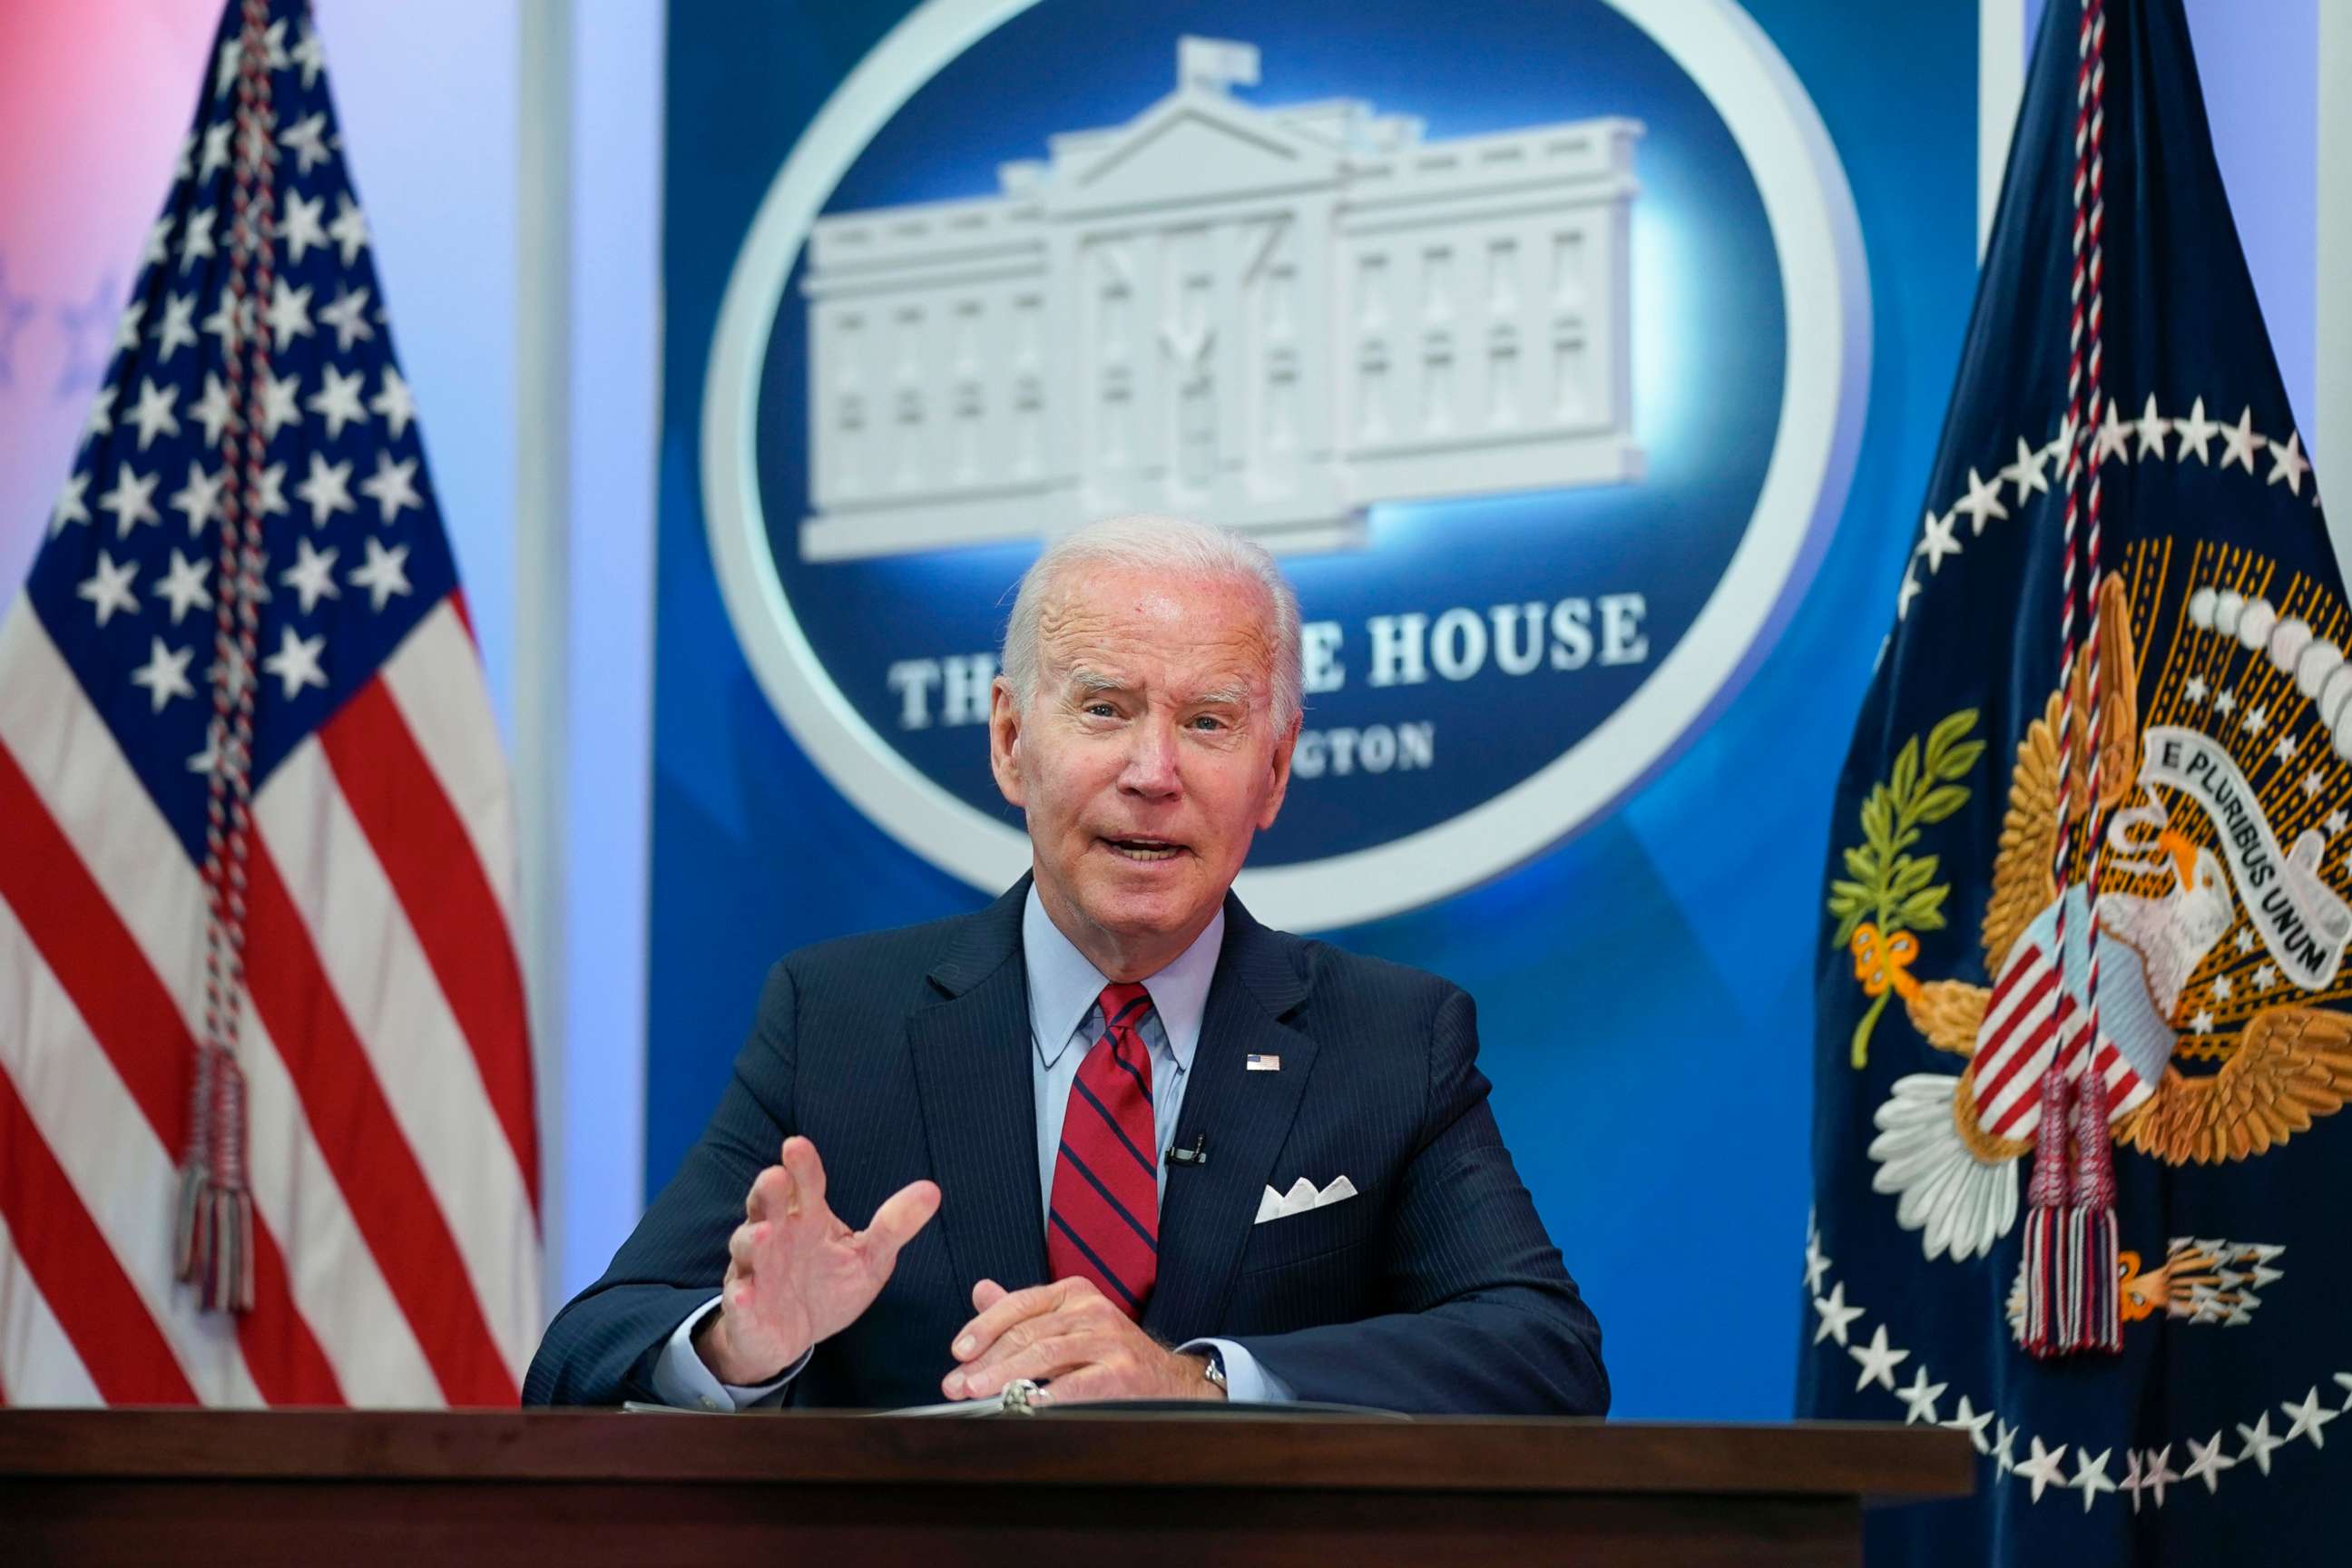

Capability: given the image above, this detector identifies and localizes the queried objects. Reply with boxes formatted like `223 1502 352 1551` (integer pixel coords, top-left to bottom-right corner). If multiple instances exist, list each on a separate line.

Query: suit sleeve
1225 987 1610 1416
522 962 800 1406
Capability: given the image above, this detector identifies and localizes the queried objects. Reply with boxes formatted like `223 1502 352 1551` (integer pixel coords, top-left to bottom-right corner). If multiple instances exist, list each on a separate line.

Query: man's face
990 565 1297 977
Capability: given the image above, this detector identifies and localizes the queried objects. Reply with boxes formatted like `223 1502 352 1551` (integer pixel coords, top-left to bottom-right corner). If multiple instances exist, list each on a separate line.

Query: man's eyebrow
1059 671 1255 707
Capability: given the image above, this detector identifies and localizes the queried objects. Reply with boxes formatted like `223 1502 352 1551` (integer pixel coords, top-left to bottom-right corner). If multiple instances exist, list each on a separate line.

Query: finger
955 1290 1112 1385
859 1180 941 1266
945 1327 1093 1398
955 1330 1103 1400
954 1309 1049 1381
970 1279 1008 1313
779 1137 826 1219
727 1220 763 1271
745 1164 789 1222
951 1278 1076 1362
1023 1361 1124 1406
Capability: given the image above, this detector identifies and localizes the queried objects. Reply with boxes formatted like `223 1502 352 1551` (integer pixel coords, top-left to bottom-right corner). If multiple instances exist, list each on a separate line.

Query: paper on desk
882 1378 1045 1416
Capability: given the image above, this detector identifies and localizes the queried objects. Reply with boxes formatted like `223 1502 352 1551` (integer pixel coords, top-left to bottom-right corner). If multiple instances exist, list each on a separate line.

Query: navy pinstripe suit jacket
523 879 1609 1415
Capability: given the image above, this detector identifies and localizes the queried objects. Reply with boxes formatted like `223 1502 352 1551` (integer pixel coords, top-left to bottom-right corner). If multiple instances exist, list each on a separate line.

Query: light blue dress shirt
652 887 1295 1410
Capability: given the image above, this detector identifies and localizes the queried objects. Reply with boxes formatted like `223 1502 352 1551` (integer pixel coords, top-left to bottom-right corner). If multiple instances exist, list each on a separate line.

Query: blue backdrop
652 0 1977 1418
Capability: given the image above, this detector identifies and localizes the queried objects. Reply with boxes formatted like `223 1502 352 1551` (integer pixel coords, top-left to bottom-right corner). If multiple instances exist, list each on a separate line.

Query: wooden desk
0 1409 1970 1567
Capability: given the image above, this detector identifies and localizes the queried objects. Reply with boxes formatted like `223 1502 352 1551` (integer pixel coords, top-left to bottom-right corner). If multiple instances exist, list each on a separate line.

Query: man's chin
1072 878 1211 946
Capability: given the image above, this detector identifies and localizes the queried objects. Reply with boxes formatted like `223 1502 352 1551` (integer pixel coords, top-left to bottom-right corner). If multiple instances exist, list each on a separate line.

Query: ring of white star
1895 394 2320 622
1804 1210 2344 1510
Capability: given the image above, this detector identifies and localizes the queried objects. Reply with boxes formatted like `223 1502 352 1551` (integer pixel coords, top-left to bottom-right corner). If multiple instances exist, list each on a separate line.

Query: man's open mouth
1102 836 1185 862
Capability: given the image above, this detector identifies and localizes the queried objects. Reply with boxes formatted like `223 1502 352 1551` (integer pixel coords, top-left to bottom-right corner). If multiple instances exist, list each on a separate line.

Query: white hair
1000 514 1304 730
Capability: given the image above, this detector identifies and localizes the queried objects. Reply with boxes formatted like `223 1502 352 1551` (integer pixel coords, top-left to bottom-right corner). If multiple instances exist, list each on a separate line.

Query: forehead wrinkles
1037 576 1276 702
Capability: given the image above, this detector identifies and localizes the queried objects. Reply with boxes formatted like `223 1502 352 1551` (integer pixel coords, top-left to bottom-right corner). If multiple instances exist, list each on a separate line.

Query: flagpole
2321 0 2351 567
515 0 573 1327
1978 0 2029 260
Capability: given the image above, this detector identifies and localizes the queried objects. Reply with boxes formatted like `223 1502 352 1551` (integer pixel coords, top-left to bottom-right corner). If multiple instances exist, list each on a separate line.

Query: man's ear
1256 712 1301 831
988 677 1025 808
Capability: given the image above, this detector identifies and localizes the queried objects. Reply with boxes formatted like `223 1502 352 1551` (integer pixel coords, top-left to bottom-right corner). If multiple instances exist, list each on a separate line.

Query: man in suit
524 515 1607 1414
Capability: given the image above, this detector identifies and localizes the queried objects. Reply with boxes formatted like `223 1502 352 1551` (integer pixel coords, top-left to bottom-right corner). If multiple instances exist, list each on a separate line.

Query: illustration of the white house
798 37 1643 562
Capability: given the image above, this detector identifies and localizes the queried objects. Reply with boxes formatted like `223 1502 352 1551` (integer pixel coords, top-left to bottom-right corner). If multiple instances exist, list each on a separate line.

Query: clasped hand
942 1276 1220 1405
695 1137 1221 1404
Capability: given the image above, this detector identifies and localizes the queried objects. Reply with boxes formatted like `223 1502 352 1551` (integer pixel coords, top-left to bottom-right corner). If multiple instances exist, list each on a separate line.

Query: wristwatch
1198 1348 1230 1396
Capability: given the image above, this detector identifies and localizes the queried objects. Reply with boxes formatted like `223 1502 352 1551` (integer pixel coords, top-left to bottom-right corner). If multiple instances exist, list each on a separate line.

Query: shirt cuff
650 1295 810 1410
1181 1338 1297 1404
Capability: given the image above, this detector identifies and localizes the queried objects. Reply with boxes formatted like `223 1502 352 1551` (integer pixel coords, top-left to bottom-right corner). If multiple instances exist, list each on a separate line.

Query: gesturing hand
940 1278 1224 1405
695 1135 940 1387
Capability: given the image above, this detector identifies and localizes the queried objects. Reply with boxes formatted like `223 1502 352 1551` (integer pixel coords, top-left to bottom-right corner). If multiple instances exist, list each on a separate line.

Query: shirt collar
1023 883 1223 1074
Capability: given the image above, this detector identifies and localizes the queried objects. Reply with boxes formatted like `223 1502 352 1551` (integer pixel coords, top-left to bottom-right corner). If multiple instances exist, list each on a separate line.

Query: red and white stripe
0 593 537 1407
1968 931 2151 1142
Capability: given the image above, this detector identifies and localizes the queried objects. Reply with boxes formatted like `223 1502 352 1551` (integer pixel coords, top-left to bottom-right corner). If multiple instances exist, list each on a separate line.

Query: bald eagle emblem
1832 542 2352 1306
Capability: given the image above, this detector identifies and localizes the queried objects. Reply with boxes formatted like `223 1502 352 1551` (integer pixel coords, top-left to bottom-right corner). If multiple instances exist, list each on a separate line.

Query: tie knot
1098 981 1152 1034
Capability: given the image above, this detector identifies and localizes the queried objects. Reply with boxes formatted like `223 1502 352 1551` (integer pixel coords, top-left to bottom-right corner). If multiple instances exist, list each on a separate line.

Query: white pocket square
1254 1174 1357 1223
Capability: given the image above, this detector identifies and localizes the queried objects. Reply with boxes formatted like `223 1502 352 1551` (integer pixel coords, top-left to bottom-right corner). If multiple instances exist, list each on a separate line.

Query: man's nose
1118 716 1181 798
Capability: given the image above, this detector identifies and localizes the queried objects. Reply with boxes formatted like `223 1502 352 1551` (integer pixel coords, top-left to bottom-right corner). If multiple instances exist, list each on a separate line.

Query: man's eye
1083 702 1117 718
1190 714 1226 731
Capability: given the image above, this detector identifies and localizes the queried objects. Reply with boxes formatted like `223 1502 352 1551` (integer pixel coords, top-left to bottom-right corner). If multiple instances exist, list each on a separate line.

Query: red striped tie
1046 981 1158 1319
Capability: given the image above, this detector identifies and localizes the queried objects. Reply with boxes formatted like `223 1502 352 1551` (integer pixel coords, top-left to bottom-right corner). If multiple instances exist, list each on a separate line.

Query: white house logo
799 36 1641 564
704 0 1871 931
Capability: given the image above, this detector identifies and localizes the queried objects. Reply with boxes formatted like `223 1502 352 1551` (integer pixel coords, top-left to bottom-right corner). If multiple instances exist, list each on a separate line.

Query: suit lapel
907 879 1049 1298
1145 896 1316 1345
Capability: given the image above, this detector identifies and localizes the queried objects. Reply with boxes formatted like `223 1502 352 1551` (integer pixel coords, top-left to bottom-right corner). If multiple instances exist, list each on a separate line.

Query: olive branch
1828 709 1983 1068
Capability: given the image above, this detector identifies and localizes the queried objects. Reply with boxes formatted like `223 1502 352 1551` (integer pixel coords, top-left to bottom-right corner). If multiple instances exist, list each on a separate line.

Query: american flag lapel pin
1246 1054 1280 1072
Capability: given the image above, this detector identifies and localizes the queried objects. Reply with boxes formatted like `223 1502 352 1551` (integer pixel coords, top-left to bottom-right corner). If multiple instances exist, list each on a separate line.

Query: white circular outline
702 0 1873 932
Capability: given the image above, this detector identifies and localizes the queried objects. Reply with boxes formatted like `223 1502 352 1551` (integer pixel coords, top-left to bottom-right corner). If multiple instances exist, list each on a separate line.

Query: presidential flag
0 0 537 1406
1801 0 2346 1557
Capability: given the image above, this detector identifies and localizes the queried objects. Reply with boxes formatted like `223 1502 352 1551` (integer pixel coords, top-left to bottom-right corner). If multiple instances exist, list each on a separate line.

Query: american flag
0 0 538 1406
